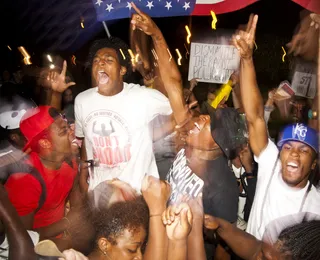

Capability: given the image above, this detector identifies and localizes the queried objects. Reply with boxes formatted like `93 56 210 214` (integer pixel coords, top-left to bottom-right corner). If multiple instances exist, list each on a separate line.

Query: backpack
4 161 47 213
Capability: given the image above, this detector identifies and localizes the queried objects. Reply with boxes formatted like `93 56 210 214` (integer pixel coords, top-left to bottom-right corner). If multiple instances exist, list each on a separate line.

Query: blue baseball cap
277 123 318 154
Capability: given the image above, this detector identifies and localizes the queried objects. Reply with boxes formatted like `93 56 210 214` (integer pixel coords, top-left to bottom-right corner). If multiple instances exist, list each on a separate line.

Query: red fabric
5 152 77 229
192 0 258 15
291 0 320 14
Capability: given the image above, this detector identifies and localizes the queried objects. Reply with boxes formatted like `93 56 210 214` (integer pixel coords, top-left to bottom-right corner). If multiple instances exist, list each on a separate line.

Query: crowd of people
0 4 320 260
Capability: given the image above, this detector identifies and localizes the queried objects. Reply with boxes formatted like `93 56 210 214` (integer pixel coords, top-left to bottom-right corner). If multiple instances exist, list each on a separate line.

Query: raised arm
162 203 193 260
141 176 171 260
232 15 268 156
45 61 76 111
131 3 190 126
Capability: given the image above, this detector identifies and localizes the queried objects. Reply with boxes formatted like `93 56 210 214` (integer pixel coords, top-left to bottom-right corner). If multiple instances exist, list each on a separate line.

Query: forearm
5 220 36 260
240 58 264 122
36 217 69 240
216 217 260 260
144 216 168 260
50 91 62 111
187 219 206 260
151 30 188 124
167 239 187 260
0 197 35 259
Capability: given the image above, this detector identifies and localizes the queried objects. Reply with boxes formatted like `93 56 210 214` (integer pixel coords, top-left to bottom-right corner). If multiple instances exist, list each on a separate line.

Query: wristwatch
308 109 318 119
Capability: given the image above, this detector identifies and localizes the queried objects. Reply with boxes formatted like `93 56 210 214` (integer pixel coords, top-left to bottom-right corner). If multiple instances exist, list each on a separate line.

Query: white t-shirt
246 139 320 240
75 83 172 191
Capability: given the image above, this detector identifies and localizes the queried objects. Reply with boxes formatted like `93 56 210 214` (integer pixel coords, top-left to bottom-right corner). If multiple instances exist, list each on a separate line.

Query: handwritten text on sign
291 61 317 99
188 43 240 84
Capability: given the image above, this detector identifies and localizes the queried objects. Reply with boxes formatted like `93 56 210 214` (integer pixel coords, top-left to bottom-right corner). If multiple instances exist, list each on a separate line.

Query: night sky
0 0 304 85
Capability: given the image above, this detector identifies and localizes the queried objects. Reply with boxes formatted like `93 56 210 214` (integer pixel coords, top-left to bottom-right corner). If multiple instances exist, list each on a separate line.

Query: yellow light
119 49 126 60
166 48 172 62
281 46 286 62
81 20 84 29
128 49 135 65
151 49 158 60
49 64 55 69
7 45 12 51
185 25 191 44
135 53 140 63
210 10 217 30
47 54 52 63
18 46 32 65
175 49 182 66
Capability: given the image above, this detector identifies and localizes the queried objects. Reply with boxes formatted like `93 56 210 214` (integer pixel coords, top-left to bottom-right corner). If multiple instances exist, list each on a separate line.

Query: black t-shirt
202 156 239 223
166 149 238 223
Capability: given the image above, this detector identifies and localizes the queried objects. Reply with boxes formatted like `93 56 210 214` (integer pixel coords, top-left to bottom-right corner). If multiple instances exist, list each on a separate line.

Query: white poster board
291 61 317 99
188 42 240 84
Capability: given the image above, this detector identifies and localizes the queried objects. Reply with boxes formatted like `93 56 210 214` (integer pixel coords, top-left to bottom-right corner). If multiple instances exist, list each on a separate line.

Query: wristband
149 214 162 218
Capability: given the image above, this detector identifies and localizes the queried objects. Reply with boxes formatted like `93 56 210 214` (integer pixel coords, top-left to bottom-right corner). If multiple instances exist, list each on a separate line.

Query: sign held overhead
188 42 240 84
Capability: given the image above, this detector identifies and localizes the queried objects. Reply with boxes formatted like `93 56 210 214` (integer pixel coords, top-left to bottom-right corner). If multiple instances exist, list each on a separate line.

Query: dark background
0 0 305 92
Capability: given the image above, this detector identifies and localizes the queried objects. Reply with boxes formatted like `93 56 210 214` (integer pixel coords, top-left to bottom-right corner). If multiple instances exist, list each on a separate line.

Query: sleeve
74 95 84 138
210 80 233 109
143 88 172 123
254 139 280 182
4 173 42 216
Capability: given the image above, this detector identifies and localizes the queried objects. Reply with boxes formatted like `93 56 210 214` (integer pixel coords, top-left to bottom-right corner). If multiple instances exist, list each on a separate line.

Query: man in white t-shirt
75 38 172 191
233 15 320 240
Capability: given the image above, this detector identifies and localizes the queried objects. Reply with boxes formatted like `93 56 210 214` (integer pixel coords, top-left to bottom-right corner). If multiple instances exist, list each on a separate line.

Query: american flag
92 0 259 21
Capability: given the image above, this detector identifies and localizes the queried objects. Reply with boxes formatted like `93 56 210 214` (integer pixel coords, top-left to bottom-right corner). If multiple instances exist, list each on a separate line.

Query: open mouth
286 161 299 173
98 70 109 85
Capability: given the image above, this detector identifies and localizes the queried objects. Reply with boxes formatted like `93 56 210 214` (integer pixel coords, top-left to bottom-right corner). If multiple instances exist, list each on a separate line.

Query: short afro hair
93 196 149 245
87 37 132 79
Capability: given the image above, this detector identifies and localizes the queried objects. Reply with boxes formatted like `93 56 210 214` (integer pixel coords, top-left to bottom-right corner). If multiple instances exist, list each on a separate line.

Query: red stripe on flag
192 0 258 15
291 0 320 14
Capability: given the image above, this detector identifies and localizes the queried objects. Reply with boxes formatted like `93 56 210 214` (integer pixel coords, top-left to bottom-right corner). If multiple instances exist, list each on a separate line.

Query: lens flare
175 49 182 66
185 25 191 44
281 46 286 62
210 11 217 30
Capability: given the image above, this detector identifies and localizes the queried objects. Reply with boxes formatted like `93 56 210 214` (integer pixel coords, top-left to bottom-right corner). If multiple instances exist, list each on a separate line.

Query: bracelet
149 214 162 218
62 217 71 228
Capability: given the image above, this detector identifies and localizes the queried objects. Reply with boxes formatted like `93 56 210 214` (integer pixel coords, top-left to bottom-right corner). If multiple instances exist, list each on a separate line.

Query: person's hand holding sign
232 14 258 60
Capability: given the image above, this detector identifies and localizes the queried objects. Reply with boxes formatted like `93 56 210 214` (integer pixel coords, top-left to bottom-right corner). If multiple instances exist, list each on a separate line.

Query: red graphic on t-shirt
93 135 131 167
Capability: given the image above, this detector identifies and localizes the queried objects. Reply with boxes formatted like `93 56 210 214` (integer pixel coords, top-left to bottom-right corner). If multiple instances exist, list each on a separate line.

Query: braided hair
277 220 320 260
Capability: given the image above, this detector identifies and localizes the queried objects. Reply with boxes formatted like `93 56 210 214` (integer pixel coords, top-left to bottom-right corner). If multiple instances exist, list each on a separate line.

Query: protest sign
291 61 317 99
188 42 240 84
166 149 204 204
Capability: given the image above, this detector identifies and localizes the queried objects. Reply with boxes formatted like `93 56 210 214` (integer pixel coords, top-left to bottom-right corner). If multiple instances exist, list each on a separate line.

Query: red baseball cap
20 106 60 151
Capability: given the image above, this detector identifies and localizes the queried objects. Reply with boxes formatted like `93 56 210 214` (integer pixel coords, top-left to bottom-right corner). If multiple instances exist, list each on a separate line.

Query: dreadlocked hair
87 37 132 80
93 196 149 245
277 220 320 260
